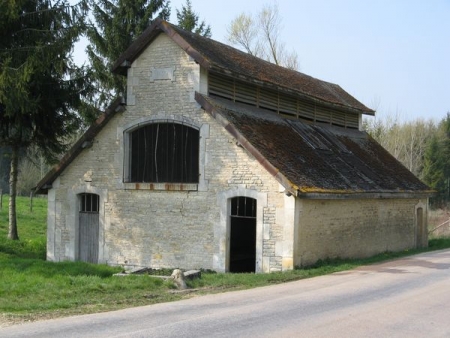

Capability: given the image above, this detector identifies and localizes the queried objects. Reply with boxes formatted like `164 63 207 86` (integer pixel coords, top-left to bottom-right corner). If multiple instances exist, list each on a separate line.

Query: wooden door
78 194 99 263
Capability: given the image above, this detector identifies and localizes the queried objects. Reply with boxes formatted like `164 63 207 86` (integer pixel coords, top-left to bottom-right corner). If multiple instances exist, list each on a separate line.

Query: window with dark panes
128 122 199 183
79 193 99 213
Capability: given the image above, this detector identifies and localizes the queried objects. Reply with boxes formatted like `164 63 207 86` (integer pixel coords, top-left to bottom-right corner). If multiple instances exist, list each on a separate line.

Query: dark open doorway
229 196 256 273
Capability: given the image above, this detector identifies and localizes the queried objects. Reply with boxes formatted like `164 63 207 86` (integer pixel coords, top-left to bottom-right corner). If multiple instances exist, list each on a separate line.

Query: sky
74 0 450 123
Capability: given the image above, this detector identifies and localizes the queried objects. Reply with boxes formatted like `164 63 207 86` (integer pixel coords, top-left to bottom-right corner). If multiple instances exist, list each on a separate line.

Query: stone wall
294 198 428 267
47 33 290 272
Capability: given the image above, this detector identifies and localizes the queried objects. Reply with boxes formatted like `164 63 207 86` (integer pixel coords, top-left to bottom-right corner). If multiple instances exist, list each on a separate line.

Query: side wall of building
294 198 428 267
46 33 293 272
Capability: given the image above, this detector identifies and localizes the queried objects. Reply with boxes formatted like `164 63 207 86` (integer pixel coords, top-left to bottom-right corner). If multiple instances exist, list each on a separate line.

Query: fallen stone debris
114 268 201 289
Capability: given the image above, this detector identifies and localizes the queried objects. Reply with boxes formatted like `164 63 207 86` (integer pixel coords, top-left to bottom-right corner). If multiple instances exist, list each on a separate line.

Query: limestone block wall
47 33 292 272
294 198 428 267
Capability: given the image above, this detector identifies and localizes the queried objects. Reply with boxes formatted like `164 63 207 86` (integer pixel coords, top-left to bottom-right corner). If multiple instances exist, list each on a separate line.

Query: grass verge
1 195 450 326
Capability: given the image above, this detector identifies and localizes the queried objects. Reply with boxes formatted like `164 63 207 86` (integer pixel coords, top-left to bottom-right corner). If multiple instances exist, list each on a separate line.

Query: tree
423 113 450 206
17 146 52 196
364 113 436 177
0 0 88 239
176 0 211 37
85 0 170 118
226 3 299 70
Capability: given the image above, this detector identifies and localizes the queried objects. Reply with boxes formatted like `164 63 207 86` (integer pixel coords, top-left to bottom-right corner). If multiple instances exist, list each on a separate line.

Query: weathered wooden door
78 193 99 263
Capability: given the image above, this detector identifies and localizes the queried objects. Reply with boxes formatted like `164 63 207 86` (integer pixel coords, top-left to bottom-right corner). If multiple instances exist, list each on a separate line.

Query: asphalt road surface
2 249 450 337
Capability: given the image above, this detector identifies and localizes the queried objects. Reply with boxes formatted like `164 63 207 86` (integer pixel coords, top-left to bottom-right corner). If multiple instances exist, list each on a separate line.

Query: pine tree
176 0 211 38
0 0 89 239
423 113 450 206
85 0 170 118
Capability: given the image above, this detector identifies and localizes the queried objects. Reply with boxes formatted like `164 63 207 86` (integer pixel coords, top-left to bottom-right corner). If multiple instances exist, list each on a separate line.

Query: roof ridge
113 19 374 114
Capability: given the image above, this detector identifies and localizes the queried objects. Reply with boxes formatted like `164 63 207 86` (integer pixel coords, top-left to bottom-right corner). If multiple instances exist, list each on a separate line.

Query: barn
35 19 432 273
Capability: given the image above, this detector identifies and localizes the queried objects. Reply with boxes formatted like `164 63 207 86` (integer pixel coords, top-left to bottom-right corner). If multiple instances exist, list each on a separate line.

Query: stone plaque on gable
150 67 175 82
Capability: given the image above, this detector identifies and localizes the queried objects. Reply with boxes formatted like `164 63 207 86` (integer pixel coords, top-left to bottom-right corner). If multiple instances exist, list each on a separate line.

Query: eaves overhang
208 67 374 116
296 190 435 200
34 97 126 194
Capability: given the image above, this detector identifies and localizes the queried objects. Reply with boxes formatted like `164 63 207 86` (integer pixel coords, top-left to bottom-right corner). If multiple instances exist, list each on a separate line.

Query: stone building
35 19 432 273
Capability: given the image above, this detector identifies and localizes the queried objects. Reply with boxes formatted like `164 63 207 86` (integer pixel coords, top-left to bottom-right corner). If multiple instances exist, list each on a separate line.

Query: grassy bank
1 195 450 324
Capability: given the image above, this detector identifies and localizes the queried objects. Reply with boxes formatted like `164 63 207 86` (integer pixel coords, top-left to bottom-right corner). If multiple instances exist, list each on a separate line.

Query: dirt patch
0 312 62 328
0 285 229 328
0 314 12 328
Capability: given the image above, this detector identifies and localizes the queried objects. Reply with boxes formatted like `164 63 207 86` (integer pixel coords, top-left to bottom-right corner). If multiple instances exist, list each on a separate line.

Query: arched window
126 122 199 183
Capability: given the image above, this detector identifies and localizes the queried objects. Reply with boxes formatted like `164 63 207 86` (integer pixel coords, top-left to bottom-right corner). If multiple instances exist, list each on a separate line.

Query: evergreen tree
176 0 211 37
85 0 170 118
0 0 89 239
423 113 450 206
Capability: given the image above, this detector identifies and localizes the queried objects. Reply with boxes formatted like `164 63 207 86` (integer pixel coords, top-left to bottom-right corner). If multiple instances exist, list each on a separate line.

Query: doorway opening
78 193 100 263
229 196 256 273
416 207 425 248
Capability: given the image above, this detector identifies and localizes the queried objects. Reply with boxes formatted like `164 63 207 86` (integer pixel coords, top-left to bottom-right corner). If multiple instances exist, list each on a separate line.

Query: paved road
2 249 450 337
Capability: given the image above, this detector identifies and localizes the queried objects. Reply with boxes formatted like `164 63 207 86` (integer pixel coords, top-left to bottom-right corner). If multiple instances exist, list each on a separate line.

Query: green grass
0 196 181 320
1 195 450 323
0 195 47 259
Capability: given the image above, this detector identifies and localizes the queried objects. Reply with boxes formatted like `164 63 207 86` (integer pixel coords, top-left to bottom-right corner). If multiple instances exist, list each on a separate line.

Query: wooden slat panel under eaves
258 89 279 112
208 72 360 129
235 80 257 105
297 100 316 121
315 108 331 124
278 94 298 117
209 73 234 100
332 111 347 127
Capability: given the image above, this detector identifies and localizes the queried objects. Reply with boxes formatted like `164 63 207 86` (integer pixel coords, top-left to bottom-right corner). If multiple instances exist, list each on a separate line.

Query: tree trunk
8 145 19 240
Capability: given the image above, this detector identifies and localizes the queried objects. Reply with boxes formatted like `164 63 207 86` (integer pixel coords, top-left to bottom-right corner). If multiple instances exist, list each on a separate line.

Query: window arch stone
119 115 209 191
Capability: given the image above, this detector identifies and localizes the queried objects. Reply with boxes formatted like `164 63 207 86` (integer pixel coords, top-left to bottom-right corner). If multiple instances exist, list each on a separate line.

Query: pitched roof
195 93 432 198
34 98 125 194
113 19 374 115
35 20 431 198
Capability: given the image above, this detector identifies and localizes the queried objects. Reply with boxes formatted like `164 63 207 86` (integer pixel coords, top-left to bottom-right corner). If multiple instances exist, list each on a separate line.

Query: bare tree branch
226 3 299 70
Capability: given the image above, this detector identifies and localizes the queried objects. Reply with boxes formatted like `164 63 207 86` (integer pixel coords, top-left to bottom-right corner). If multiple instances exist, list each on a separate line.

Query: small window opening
79 193 99 213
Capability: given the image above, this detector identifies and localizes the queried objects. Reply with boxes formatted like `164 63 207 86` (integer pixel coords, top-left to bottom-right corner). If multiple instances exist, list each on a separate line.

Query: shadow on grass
0 236 120 278
0 237 46 260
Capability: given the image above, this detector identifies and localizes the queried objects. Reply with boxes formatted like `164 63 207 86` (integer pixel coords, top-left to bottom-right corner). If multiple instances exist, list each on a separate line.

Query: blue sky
74 0 450 122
